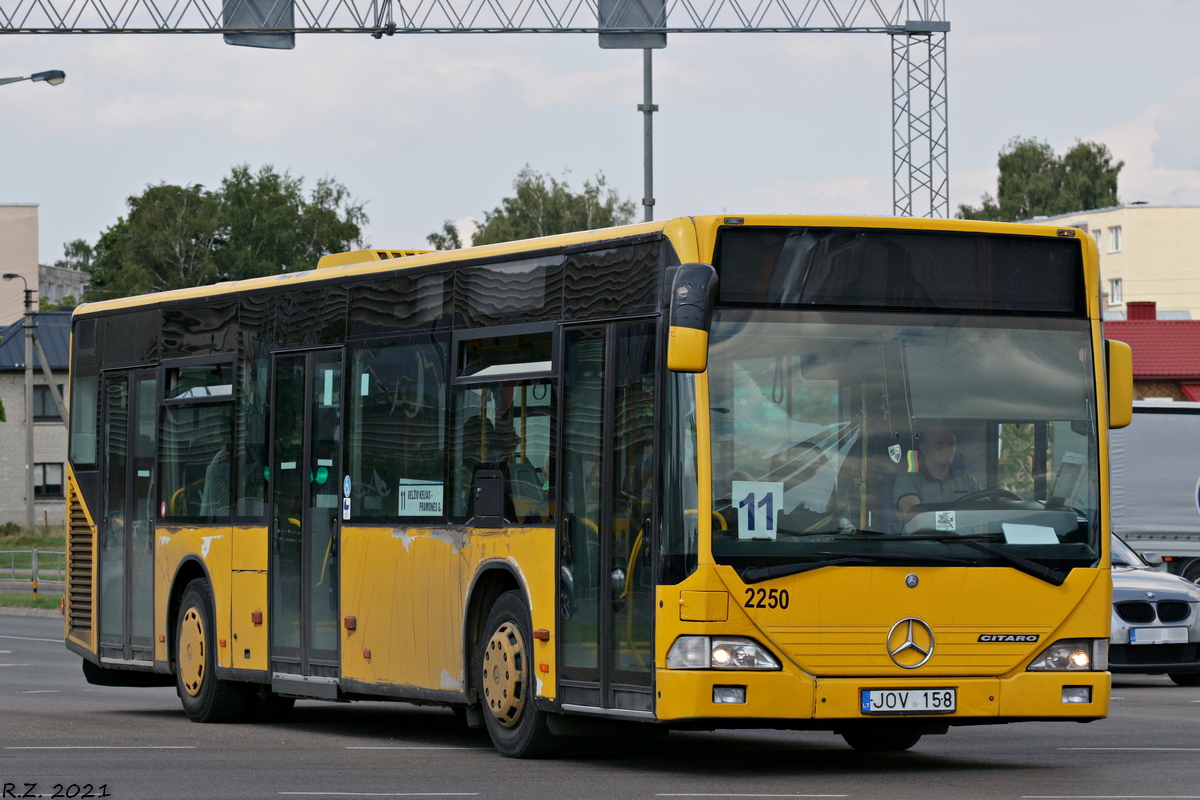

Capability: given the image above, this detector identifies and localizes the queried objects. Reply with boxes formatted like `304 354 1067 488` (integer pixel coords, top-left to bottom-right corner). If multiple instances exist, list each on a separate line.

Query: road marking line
0 664 31 667
0 650 11 653
1058 748 1200 751
279 794 480 797
20 690 60 694
345 746 490 751
6 746 197 750
0 634 65 643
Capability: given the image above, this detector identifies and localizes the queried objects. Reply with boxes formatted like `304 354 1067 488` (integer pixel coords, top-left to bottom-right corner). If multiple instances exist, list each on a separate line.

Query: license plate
861 688 956 715
1130 627 1188 645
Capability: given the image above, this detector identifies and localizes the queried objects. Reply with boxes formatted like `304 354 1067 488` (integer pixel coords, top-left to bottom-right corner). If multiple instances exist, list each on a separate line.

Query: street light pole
0 70 66 87
4 274 36 534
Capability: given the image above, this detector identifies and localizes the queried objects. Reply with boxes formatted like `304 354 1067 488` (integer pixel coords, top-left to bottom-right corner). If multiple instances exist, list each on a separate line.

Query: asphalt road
3 611 1199 800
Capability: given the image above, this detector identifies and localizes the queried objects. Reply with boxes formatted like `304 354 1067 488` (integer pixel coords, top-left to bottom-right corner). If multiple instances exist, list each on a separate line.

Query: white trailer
1110 400 1200 581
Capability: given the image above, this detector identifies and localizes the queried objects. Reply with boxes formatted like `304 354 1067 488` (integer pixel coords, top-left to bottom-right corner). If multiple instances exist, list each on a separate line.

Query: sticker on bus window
399 480 444 516
732 481 784 540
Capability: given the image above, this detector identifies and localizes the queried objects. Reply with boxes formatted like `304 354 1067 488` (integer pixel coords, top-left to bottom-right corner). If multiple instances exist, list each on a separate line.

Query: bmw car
1110 534 1200 686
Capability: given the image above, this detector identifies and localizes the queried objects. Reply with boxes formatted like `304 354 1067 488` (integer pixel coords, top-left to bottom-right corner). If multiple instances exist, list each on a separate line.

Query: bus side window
160 404 234 521
159 359 236 523
452 381 555 525
348 337 449 523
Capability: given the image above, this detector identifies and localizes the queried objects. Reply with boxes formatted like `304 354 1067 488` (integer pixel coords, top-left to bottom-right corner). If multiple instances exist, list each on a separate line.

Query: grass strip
0 591 63 610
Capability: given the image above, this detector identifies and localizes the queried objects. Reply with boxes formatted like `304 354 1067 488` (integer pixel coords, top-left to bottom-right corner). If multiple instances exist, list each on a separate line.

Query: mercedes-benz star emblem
905 573 919 588
887 617 935 669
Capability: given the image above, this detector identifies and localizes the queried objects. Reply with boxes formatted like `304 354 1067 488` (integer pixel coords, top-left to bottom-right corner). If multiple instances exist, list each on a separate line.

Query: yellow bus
64 215 1133 757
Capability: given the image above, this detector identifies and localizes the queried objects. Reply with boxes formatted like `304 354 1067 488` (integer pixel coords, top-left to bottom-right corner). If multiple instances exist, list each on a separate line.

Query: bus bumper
654 669 1110 723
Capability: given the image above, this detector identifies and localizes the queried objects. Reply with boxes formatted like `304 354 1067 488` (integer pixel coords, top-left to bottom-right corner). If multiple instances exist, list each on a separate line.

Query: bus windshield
707 310 1100 578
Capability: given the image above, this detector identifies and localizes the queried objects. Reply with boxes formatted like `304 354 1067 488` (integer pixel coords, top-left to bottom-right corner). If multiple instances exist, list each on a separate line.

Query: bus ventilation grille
67 482 94 646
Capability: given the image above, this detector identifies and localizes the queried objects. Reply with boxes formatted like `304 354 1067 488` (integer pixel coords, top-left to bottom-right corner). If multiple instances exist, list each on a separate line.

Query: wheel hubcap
179 606 206 697
482 621 526 729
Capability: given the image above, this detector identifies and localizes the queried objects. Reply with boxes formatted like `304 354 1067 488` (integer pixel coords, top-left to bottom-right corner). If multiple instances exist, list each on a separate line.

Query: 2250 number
744 588 790 609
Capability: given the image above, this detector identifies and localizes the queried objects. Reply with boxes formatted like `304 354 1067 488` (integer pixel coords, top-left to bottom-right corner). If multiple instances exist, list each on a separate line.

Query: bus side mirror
666 263 718 373
1106 339 1133 429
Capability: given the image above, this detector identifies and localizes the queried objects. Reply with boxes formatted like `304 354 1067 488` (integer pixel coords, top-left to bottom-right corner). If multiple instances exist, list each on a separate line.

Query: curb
0 605 62 618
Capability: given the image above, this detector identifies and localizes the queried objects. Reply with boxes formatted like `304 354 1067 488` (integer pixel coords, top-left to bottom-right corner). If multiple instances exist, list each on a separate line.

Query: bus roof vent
317 248 434 269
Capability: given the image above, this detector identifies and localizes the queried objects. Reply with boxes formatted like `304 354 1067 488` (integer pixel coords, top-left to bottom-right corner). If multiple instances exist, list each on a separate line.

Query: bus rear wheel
840 728 923 752
477 591 560 758
1169 672 1200 687
175 578 249 723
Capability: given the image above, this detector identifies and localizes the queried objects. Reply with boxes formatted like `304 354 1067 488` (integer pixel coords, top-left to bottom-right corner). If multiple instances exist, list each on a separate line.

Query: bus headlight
666 636 780 670
1027 639 1103 671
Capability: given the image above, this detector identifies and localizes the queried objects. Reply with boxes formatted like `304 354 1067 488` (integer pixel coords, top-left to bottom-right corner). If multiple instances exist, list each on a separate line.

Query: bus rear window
713 227 1085 316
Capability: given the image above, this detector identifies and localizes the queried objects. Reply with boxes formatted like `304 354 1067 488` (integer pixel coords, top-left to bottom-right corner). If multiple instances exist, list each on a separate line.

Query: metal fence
0 550 66 582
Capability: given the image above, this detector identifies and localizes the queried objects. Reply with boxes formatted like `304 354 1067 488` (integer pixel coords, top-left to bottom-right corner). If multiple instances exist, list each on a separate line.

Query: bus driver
893 422 981 517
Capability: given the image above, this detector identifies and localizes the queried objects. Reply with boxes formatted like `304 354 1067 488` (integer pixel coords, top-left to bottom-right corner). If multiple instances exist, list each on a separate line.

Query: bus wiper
739 552 978 584
955 539 1067 586
849 534 1067 586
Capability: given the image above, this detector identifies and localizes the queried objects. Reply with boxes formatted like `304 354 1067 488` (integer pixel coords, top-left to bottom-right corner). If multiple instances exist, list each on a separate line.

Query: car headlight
1027 639 1104 671
666 636 780 670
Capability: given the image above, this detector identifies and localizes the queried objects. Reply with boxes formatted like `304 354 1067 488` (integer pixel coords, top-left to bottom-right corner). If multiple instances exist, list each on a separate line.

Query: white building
1025 204 1200 321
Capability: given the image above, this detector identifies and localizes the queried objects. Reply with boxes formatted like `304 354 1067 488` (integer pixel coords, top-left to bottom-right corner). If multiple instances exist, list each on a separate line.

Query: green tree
958 137 1123 222
219 165 367 281
55 238 94 272
83 165 367 301
426 220 463 251
431 166 636 249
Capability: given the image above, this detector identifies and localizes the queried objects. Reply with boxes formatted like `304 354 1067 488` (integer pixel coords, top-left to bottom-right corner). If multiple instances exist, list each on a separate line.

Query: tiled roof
0 311 71 371
1105 319 1200 380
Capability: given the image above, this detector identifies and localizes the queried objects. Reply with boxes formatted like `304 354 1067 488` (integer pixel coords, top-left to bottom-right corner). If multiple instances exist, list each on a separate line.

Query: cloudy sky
3 0 1200 263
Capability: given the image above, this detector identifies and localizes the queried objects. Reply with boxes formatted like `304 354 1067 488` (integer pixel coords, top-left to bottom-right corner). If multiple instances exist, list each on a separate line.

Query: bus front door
558 321 657 716
269 349 343 695
97 369 157 666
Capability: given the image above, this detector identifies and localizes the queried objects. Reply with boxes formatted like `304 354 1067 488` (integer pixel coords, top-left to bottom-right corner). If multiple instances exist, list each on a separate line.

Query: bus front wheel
175 578 249 723
840 728 923 752
477 591 560 758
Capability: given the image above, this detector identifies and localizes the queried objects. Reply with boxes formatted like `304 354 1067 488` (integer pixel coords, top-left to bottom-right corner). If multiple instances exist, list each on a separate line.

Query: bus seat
470 463 507 527
506 461 547 523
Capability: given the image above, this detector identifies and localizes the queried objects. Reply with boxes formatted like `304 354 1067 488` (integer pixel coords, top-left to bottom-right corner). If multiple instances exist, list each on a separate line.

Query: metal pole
638 48 658 222
32 548 39 601
23 290 35 535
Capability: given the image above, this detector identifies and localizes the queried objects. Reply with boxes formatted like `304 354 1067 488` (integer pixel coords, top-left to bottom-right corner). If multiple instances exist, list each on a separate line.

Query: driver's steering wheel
957 488 1022 503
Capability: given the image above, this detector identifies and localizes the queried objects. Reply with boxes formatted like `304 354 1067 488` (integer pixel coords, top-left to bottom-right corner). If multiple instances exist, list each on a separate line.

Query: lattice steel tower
1 0 949 217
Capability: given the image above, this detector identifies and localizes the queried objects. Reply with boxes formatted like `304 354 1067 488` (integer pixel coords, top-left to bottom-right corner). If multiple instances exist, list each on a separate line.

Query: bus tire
840 728 923 752
1180 558 1200 583
477 591 560 758
1169 672 1200 687
243 687 296 723
175 578 248 723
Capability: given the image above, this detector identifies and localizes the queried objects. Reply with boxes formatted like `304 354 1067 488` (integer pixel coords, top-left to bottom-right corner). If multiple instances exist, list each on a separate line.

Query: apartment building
1026 204 1200 320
